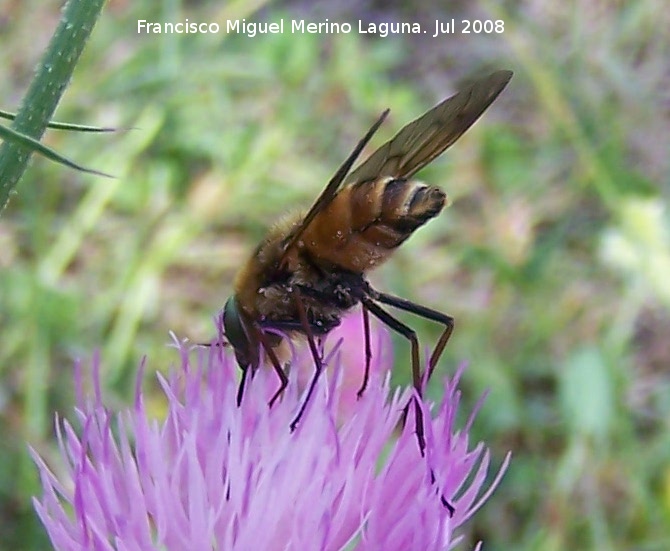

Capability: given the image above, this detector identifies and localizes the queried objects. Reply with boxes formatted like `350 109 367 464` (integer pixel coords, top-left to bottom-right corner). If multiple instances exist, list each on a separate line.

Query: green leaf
0 124 113 178
0 0 107 208
0 109 116 133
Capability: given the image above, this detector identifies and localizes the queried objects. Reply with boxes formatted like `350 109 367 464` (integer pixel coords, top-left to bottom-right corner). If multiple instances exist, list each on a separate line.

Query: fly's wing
280 69 512 257
281 109 389 254
344 70 513 186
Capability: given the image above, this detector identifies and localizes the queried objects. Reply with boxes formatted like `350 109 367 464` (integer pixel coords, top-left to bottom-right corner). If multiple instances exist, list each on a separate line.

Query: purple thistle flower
32 316 509 550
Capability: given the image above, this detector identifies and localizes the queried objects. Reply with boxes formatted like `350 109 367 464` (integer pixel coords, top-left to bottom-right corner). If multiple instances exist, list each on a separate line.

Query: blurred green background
1 0 669 549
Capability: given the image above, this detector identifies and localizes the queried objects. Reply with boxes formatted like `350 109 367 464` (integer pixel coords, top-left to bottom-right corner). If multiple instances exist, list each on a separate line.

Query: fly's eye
223 296 248 353
223 296 257 370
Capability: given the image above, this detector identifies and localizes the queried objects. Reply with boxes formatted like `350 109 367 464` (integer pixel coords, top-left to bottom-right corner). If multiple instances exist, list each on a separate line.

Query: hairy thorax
233 214 367 335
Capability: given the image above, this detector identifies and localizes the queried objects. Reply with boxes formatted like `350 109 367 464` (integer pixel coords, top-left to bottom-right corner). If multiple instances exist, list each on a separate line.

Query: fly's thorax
232 213 305 314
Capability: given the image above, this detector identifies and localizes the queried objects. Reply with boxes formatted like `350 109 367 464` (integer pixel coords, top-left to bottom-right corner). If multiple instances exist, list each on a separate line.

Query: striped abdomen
299 177 446 273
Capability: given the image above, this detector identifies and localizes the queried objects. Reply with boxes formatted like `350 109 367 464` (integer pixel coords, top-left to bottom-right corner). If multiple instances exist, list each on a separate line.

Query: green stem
0 0 107 210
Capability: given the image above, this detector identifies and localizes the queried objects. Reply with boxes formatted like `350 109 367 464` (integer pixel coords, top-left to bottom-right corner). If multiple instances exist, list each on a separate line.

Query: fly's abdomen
301 177 446 273
369 177 446 240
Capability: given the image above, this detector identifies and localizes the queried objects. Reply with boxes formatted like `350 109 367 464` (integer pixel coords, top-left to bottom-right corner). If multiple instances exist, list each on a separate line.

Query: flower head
32 315 509 550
